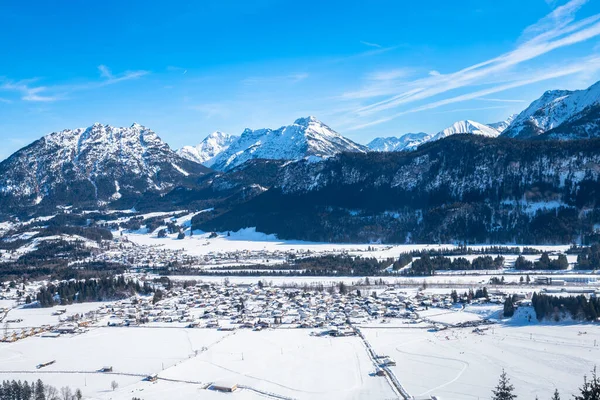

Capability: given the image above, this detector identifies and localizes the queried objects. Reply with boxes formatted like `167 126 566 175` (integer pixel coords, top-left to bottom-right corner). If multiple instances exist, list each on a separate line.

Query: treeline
514 253 569 270
36 276 154 307
271 255 392 276
35 225 112 242
160 255 396 276
408 245 541 257
574 244 600 270
0 379 81 400
405 254 505 276
532 293 600 322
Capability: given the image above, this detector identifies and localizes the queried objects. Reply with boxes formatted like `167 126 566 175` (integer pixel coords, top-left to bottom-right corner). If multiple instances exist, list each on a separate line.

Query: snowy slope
502 81 600 139
0 123 209 208
367 132 431 152
487 114 516 133
431 120 500 141
209 116 368 171
177 131 239 167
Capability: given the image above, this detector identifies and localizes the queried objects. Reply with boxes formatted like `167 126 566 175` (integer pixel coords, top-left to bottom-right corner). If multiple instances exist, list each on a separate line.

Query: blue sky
1 0 600 160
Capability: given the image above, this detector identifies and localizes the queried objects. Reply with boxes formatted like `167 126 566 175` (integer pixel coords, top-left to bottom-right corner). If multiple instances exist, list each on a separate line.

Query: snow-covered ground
0 327 393 400
363 319 600 399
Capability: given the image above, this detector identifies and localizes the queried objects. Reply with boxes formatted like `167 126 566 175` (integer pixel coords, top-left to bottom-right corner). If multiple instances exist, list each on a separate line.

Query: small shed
210 381 238 392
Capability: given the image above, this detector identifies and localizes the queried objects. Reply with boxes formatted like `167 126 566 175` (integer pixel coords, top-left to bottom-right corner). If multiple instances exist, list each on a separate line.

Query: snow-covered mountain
502 81 600 139
366 120 501 153
431 120 500 141
367 132 431 152
209 116 368 171
177 131 239 167
0 123 209 209
487 114 516 133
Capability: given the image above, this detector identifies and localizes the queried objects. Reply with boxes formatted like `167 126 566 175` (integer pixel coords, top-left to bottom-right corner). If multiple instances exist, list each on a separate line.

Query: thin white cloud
242 73 309 85
522 0 588 41
343 0 600 128
347 56 600 130
0 66 149 103
366 68 412 81
429 70 441 76
360 41 382 48
98 64 113 79
431 105 511 114
478 97 526 103
190 103 230 119
0 80 62 102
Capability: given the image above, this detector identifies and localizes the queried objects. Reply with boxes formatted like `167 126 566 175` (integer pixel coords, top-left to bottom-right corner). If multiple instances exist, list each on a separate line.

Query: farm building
210 381 238 392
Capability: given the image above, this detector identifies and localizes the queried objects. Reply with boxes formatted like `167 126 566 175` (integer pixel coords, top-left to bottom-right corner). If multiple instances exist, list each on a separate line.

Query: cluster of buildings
94 282 486 330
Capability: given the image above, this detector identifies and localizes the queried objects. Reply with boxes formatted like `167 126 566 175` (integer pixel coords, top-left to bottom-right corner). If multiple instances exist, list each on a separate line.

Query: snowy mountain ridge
502 81 600 139
0 123 209 209
208 116 368 171
177 131 239 167
431 120 501 141
487 114 516 133
367 133 431 152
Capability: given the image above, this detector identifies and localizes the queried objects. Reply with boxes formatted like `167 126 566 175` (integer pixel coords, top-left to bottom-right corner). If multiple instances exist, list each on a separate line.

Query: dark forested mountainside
198 135 600 244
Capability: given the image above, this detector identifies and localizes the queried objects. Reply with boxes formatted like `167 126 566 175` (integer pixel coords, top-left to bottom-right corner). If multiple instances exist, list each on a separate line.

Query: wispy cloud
360 40 382 48
342 0 600 129
431 105 512 114
347 56 600 130
0 79 62 102
478 97 526 103
0 65 149 103
93 65 149 86
189 103 230 119
242 72 309 85
365 68 412 81
166 65 188 74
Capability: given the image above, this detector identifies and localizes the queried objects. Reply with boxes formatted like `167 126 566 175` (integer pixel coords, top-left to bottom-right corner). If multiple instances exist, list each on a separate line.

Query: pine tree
491 369 517 400
551 389 560 400
504 296 515 317
34 380 45 400
574 367 600 400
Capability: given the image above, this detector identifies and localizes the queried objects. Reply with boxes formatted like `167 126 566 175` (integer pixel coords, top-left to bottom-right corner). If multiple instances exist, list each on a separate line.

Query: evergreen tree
34 380 45 400
551 389 560 400
503 296 515 317
491 369 517 400
574 367 600 400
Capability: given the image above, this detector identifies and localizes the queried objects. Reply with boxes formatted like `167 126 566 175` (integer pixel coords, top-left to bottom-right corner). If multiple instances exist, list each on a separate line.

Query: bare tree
60 386 72 400
111 380 119 391
45 385 60 400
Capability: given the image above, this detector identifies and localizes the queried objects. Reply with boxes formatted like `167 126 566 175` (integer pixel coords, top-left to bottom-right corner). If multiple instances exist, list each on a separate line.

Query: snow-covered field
0 327 394 400
123 223 572 259
363 319 600 399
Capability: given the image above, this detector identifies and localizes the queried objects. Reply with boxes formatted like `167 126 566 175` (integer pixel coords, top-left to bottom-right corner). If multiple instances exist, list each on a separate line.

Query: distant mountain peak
367 132 431 152
0 123 209 209
293 116 320 126
502 80 600 139
432 120 500 141
177 130 239 167
208 117 367 171
487 114 517 133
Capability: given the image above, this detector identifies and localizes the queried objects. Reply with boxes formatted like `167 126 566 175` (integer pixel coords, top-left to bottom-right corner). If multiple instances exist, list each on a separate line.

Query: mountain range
0 123 209 211
178 116 367 171
1 80 600 244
